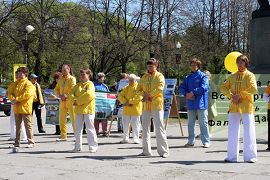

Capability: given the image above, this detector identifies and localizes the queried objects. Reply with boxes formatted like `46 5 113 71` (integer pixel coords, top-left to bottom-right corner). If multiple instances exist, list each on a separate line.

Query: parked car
0 87 11 116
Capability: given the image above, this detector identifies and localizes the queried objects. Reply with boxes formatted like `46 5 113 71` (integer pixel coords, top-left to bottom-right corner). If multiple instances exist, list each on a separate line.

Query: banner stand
107 115 117 137
165 94 184 136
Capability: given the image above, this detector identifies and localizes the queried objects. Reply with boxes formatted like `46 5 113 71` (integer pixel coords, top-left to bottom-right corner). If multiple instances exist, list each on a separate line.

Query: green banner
209 74 269 127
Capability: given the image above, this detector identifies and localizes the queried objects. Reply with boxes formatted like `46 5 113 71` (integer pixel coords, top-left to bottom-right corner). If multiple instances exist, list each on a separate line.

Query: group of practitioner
7 55 264 162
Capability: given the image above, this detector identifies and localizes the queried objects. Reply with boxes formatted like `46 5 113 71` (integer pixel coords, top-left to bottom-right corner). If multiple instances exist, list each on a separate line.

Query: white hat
128 74 139 80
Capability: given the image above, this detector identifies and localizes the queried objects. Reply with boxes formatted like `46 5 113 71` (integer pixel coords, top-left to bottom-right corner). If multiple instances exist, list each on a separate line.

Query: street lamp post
23 25 35 65
175 41 181 85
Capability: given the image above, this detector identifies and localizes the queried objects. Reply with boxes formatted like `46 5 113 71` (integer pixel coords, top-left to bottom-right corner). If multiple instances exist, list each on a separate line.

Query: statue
249 0 270 73
253 0 270 18
258 0 270 10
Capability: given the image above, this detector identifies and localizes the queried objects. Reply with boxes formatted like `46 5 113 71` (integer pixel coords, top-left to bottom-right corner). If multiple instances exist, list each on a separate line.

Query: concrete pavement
0 110 269 180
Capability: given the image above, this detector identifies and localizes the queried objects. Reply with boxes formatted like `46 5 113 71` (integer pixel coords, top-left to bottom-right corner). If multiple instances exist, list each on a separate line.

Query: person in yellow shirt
137 58 169 158
118 74 142 144
220 55 258 163
30 74 45 133
54 64 76 141
11 67 36 148
7 71 27 141
263 83 270 150
70 69 98 153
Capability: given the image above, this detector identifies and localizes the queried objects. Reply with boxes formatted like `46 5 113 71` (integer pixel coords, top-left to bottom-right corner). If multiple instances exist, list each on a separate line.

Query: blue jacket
94 82 110 92
179 70 209 110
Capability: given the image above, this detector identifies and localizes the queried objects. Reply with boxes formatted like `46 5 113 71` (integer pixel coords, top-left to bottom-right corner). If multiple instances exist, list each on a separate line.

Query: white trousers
122 115 140 143
74 114 98 151
10 105 27 140
227 113 257 162
142 110 169 156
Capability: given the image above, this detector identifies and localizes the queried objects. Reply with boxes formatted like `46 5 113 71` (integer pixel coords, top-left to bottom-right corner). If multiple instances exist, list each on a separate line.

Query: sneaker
203 143 210 148
89 149 97 153
161 153 169 158
56 138 67 142
27 144 34 148
39 130 46 133
120 140 129 144
245 159 256 163
184 143 194 147
224 158 237 163
14 144 20 148
12 147 19 153
138 152 152 157
71 148 81 153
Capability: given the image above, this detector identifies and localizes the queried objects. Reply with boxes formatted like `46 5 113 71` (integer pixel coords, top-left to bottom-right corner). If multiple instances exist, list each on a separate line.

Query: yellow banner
13 64 26 82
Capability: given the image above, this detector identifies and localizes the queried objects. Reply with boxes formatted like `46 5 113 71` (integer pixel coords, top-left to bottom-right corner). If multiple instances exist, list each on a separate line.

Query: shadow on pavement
150 160 227 165
66 154 159 160
13 150 71 154
167 136 186 140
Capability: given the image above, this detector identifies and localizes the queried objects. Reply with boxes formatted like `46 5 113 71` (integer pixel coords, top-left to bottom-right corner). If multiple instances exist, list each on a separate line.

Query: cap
30 73 38 79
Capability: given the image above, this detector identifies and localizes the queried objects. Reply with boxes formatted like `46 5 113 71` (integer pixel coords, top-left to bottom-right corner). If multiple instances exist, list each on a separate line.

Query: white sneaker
184 143 194 147
224 158 237 163
161 153 169 158
203 143 210 148
89 149 97 153
138 152 152 157
245 159 256 163
120 140 129 144
27 144 34 148
56 138 67 142
71 148 81 153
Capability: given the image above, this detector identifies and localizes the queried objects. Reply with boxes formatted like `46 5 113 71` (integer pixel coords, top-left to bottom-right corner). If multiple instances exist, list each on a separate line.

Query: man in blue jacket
179 58 210 148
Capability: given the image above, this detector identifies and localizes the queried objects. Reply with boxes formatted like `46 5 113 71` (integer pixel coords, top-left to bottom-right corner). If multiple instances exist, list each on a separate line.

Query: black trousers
32 102 43 131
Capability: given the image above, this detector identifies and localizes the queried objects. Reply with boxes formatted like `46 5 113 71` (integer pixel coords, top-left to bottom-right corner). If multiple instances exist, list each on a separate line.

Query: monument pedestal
250 16 270 73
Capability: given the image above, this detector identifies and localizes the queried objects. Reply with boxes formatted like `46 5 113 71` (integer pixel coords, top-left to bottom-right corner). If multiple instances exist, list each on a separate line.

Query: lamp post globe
25 25 35 33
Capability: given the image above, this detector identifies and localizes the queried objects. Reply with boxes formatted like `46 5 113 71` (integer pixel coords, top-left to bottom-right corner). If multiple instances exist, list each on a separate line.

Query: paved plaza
0 111 269 180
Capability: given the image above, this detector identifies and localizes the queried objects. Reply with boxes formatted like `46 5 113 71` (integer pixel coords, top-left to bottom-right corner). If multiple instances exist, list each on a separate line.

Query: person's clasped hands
186 91 195 100
142 93 152 102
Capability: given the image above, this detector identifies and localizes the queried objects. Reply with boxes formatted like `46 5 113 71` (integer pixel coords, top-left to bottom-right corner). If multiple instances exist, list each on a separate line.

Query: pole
25 33 28 65
178 63 181 86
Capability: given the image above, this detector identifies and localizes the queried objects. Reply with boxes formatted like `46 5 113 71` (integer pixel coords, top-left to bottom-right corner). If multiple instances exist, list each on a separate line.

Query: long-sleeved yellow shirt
33 82 44 105
220 69 257 114
54 74 76 108
70 81 96 114
13 78 36 114
118 82 142 116
137 71 165 111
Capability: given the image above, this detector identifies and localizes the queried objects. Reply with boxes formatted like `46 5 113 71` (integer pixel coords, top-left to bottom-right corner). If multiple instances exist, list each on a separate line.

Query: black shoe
118 130 123 133
53 132 60 135
39 130 46 133
83 130 86 135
